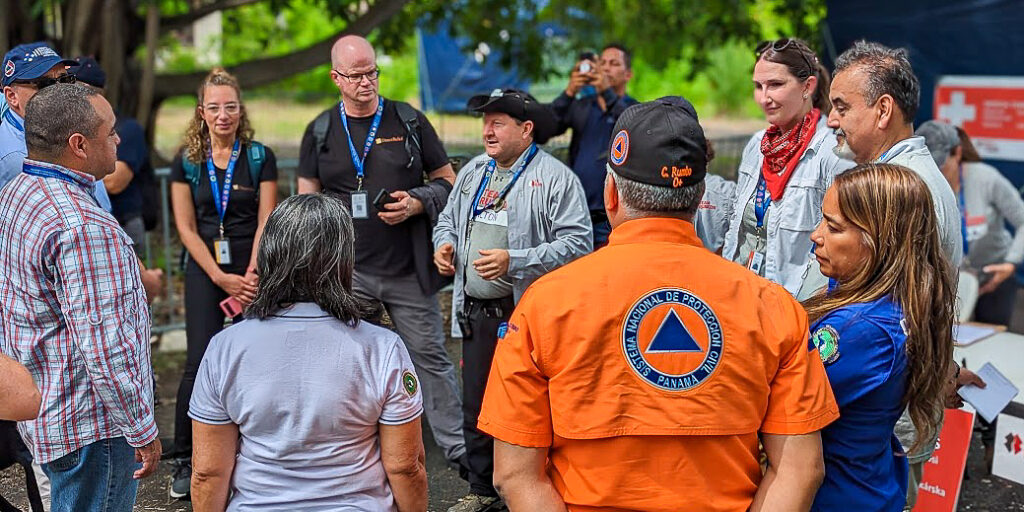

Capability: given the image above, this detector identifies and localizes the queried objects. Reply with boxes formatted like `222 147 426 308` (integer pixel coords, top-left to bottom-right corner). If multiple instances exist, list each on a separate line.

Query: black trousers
171 255 246 459
974 275 1018 326
461 295 515 497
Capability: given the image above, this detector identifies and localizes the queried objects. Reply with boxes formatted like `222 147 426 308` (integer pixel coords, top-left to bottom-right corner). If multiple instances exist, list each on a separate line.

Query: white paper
958 362 1019 422
954 323 999 346
993 410 1024 485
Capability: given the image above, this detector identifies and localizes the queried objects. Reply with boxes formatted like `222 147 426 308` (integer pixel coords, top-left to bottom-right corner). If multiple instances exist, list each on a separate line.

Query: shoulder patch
402 370 418 397
811 325 841 365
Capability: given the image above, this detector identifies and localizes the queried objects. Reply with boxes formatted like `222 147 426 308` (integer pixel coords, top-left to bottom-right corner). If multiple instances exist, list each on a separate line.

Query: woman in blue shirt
803 163 955 511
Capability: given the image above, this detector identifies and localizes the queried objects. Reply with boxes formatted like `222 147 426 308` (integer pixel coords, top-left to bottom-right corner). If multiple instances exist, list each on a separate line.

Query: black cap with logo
607 96 707 188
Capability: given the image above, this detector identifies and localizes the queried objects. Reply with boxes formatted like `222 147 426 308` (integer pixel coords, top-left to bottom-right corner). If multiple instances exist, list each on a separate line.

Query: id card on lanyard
208 140 242 265
340 99 384 219
747 177 771 274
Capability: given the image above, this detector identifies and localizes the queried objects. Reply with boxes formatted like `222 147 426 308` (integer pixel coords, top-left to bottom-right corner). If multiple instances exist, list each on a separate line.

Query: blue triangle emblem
646 309 703 353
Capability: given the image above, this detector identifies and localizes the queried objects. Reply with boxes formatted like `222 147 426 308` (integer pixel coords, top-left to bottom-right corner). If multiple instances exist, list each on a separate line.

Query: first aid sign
934 76 1024 162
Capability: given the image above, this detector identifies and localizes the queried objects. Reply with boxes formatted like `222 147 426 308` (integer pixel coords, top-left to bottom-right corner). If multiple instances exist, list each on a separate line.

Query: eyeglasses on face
333 68 380 84
14 73 77 89
202 103 241 116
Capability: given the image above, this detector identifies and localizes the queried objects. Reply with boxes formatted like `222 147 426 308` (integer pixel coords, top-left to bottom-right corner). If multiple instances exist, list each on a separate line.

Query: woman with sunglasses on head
168 67 278 499
804 163 954 511
716 38 853 297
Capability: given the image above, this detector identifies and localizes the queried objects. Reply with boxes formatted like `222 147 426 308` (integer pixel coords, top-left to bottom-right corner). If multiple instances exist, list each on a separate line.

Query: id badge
214 238 232 265
747 251 765 275
351 191 369 219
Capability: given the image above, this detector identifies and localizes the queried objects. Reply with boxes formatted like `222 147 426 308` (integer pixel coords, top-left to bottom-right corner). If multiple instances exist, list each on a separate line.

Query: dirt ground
4 292 1024 511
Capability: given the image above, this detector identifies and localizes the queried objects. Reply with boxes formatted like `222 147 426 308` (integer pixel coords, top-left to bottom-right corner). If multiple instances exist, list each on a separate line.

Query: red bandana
760 108 821 201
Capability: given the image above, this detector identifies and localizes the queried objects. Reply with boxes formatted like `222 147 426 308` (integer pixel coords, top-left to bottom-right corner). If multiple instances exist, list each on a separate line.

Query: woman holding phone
168 68 278 499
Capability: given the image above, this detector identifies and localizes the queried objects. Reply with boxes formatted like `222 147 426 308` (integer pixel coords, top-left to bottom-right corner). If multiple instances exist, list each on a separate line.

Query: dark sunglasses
14 73 77 89
755 38 816 74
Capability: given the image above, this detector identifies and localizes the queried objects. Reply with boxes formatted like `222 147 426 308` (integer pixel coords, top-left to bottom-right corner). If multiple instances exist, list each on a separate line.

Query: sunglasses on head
755 38 816 74
14 73 77 89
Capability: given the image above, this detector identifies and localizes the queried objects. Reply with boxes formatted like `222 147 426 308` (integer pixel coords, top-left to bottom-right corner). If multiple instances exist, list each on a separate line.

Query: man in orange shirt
478 97 840 512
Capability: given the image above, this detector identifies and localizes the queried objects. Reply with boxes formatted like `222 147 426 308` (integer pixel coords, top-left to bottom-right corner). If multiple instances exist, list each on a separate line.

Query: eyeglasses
14 73 77 89
333 68 380 84
202 103 241 116
755 38 816 74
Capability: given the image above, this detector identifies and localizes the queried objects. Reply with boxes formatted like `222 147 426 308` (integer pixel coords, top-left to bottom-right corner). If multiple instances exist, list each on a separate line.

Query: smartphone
219 296 243 318
577 51 597 98
374 189 397 211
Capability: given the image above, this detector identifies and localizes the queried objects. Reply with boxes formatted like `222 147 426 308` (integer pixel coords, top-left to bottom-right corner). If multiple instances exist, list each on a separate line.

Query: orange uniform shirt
478 217 839 512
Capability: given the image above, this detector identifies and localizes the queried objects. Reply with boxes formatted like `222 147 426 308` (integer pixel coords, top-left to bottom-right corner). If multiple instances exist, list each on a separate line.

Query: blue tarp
825 0 1024 186
417 23 530 114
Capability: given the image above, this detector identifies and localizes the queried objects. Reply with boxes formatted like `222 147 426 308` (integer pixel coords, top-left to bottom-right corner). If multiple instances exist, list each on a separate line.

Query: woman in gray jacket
919 120 1024 325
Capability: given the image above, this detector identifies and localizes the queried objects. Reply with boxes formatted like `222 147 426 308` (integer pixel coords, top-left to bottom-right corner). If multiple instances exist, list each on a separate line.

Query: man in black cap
433 88 591 512
475 97 839 511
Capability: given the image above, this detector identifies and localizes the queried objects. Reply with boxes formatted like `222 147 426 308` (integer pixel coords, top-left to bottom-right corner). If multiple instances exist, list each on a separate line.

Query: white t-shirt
189 302 423 511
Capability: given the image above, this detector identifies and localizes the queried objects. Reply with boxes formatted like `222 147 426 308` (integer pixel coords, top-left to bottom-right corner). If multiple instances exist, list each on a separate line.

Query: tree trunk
135 1 159 125
100 0 125 106
64 0 101 57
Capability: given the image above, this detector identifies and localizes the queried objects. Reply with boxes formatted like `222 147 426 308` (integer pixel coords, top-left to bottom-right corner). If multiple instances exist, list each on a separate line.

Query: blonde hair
182 68 254 164
802 163 954 454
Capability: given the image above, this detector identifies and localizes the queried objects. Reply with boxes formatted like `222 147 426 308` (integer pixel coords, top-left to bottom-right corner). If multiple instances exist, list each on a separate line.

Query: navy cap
2 42 76 87
608 96 707 188
68 56 106 89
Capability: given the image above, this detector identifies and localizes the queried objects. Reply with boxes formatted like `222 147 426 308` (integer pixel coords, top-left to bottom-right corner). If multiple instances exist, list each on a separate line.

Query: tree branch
153 0 411 99
160 0 263 33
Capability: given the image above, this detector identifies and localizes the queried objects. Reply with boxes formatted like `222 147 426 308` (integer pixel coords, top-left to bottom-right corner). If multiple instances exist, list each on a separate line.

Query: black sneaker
169 458 191 499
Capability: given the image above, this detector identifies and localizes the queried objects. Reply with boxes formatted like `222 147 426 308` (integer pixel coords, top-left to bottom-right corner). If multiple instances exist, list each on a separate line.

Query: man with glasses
0 43 111 212
298 35 467 476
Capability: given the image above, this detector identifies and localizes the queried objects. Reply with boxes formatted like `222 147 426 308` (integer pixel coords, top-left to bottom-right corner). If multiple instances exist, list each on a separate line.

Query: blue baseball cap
68 56 106 89
2 42 76 87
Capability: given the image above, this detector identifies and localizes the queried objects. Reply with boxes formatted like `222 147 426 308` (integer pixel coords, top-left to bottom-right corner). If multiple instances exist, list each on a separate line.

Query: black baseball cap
69 56 106 89
608 96 707 188
467 88 557 144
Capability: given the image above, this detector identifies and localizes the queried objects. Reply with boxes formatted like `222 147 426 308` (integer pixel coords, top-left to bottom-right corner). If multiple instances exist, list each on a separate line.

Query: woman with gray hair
918 120 1024 326
188 194 428 512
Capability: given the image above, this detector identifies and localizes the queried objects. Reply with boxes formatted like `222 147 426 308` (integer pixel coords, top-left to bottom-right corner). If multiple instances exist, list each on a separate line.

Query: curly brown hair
182 68 254 164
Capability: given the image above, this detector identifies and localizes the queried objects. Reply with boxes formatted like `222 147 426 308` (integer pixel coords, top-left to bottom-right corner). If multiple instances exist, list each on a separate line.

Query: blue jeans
42 437 140 512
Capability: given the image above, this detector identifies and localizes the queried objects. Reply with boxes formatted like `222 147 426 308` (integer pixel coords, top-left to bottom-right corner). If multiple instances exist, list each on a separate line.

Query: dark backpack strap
313 109 331 156
394 101 422 168
181 150 201 202
246 141 265 195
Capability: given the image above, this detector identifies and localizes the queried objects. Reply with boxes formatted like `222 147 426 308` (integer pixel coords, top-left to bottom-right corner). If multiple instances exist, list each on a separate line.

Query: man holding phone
549 43 638 247
434 89 591 512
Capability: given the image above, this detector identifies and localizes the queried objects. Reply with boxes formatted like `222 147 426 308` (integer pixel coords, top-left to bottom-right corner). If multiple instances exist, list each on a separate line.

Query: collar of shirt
607 217 703 248
23 158 97 190
877 136 927 163
270 302 332 319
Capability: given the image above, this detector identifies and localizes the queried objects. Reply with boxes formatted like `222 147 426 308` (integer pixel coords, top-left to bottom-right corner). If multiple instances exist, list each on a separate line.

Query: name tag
214 238 232 265
351 191 369 219
747 251 765 274
475 209 508 227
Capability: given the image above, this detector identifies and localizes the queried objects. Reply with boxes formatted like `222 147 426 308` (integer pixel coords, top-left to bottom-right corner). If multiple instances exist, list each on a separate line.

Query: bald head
331 35 376 70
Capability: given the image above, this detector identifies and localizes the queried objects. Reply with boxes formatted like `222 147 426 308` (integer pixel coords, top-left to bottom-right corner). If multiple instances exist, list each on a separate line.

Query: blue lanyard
958 164 969 255
472 144 539 218
339 99 384 190
23 162 83 186
754 177 771 229
3 110 23 133
206 140 242 233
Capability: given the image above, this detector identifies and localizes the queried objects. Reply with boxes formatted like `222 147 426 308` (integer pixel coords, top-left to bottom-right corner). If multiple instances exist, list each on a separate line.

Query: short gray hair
246 194 374 324
610 169 704 215
24 83 103 159
834 40 920 122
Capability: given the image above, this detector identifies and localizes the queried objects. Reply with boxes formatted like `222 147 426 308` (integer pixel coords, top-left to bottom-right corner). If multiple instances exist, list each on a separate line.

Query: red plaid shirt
0 159 156 463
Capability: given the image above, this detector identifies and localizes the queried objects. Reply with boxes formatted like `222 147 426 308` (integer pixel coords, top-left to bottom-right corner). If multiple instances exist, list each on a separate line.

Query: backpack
312 101 421 169
181 141 266 202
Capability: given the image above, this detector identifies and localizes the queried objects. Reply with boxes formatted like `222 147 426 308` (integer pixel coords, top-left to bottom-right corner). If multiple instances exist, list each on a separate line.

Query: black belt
463 295 514 318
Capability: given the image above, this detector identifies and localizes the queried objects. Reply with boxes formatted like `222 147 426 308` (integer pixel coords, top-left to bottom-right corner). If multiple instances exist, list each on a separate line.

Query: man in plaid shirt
0 83 160 511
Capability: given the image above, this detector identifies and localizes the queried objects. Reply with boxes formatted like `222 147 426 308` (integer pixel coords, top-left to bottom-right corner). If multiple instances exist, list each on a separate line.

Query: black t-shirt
170 144 278 252
298 99 449 276
109 116 147 223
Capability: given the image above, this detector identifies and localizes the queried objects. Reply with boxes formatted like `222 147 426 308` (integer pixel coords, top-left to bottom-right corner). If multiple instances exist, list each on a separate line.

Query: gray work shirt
464 166 515 299
960 161 1024 270
434 147 593 337
189 303 423 511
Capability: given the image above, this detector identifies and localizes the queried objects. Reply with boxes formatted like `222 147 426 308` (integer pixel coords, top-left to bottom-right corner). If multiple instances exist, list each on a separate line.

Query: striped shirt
0 159 156 463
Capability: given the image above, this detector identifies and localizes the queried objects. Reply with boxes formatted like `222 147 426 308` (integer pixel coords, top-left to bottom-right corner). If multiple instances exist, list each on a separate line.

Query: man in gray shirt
827 40 983 511
433 89 591 512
